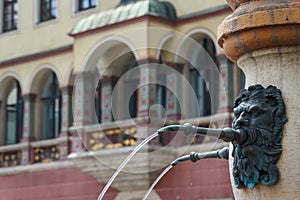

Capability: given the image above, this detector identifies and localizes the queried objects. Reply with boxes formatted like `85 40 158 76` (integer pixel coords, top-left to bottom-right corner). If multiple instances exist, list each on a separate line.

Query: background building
0 0 244 199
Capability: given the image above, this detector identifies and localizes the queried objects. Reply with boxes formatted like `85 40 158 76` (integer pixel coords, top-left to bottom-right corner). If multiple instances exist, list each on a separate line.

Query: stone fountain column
218 0 300 199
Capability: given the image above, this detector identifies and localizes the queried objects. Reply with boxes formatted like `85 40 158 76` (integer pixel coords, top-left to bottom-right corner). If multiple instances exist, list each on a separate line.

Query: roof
69 0 177 35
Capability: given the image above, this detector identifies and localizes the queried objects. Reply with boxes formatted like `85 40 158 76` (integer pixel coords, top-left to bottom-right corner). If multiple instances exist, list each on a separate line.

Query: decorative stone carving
229 84 287 188
171 84 287 189
218 0 300 62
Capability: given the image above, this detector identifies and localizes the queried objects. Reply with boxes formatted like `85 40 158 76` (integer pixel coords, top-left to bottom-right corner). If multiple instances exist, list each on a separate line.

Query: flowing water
142 164 173 200
97 132 160 200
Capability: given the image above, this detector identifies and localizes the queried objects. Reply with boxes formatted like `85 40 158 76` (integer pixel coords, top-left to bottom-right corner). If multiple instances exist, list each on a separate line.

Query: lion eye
249 106 265 117
234 109 242 118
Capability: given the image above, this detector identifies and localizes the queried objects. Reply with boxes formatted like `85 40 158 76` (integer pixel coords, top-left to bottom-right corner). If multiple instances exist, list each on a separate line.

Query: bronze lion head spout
168 84 287 189
229 84 288 188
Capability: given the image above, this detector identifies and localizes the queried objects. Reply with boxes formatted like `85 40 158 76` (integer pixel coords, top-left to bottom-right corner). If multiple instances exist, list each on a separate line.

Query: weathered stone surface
218 0 300 198
218 0 300 62
232 46 300 199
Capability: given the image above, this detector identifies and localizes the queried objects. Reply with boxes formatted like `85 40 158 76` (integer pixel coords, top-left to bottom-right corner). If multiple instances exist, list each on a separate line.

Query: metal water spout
165 84 287 189
171 146 229 166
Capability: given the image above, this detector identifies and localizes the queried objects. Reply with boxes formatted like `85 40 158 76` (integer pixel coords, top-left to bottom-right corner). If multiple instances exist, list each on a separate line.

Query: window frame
1 0 18 33
73 0 97 15
188 37 216 118
35 0 57 24
95 80 102 123
78 0 96 11
40 72 62 140
5 81 23 145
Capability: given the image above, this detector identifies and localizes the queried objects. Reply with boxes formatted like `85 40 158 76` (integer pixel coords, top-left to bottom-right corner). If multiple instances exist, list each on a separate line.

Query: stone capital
218 0 300 62
22 93 37 102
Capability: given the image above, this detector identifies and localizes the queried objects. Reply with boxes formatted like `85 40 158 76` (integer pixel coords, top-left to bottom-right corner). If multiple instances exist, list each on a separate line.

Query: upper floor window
36 0 57 23
1 0 18 33
40 0 56 22
79 0 96 11
73 0 96 13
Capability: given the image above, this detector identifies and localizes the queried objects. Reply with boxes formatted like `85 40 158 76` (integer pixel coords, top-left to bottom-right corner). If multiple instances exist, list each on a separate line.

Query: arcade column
59 86 73 160
100 76 117 123
218 0 300 199
72 72 96 152
21 94 36 164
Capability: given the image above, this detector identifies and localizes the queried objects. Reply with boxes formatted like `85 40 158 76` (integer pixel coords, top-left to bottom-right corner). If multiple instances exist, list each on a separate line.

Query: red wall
0 167 118 200
155 159 233 200
0 160 233 200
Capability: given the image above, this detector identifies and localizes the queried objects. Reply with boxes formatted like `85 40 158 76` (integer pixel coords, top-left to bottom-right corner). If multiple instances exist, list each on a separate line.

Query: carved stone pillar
101 77 117 123
73 72 96 126
60 86 72 136
72 72 95 153
135 60 159 144
21 94 36 165
217 54 235 127
218 0 300 199
137 62 157 117
22 94 36 141
217 54 234 113
59 86 72 159
166 63 183 120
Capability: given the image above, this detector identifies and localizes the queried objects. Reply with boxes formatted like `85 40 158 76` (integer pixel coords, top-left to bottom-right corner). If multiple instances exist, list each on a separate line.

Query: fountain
99 84 287 199
142 146 229 200
97 0 300 198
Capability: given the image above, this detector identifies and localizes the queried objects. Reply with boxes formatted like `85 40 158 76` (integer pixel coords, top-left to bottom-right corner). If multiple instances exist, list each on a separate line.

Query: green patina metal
169 84 287 189
69 0 177 35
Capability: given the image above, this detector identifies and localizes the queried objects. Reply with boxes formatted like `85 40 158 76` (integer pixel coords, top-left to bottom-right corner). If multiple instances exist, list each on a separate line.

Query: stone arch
0 72 23 100
29 66 62 140
29 63 62 94
0 74 24 145
74 35 140 125
175 28 221 118
64 63 75 87
79 35 139 74
175 28 220 61
156 32 175 62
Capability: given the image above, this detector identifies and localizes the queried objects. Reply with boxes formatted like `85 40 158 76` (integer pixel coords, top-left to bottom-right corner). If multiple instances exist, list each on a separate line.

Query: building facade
0 0 244 199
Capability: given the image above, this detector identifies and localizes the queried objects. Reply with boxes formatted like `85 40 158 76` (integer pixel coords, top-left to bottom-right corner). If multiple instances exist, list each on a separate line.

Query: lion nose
235 112 249 127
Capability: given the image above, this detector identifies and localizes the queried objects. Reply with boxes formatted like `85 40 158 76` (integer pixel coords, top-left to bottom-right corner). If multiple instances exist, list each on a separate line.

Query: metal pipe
171 147 229 166
157 123 240 143
158 123 222 137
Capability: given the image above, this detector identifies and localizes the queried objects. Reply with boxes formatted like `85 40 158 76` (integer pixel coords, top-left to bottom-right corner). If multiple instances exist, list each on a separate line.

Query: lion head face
231 84 287 188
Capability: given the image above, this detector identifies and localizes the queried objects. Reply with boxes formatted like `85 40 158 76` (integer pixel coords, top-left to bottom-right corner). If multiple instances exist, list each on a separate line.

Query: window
41 72 61 139
95 81 101 123
1 0 18 33
188 37 216 118
126 79 138 119
78 0 96 11
95 58 138 123
5 81 23 145
156 55 167 118
156 84 167 117
189 67 211 117
124 61 138 119
74 0 97 12
36 0 57 23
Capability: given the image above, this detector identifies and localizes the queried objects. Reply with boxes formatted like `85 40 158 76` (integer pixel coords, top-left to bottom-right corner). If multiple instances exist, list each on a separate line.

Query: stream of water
97 132 160 200
142 164 173 200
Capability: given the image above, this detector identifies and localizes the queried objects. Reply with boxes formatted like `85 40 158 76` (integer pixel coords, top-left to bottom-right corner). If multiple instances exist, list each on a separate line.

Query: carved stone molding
218 0 300 62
